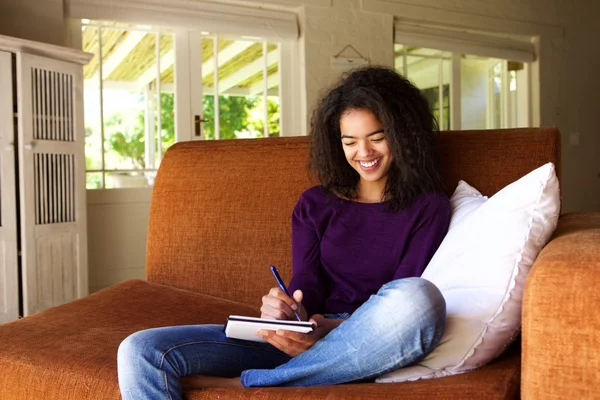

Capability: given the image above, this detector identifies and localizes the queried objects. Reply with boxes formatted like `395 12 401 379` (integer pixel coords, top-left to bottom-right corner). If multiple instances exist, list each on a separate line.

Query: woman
117 66 450 398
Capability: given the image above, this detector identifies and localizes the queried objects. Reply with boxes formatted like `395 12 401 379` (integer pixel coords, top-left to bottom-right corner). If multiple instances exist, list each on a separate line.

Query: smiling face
340 108 393 188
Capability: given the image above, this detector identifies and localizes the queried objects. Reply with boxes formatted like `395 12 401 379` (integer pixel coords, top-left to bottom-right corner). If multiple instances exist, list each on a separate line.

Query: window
396 45 451 130
395 44 528 131
82 21 174 189
393 22 534 131
197 36 281 140
82 21 283 189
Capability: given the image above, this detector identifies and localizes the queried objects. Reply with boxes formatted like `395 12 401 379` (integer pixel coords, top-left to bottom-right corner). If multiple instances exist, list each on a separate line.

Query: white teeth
359 158 380 168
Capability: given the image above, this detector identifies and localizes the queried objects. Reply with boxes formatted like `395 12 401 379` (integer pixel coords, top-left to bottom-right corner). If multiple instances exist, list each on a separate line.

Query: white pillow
376 162 560 383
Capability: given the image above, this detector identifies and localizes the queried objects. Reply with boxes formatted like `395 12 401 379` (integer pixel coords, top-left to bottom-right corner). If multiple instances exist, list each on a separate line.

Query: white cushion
376 162 560 382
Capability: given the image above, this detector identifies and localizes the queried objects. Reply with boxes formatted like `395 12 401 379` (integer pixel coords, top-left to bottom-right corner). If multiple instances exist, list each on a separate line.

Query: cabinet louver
31 68 74 142
34 153 75 225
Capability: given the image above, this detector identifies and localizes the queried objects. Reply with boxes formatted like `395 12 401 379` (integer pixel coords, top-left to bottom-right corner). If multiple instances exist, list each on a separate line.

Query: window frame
394 26 534 131
81 21 296 190
82 21 173 189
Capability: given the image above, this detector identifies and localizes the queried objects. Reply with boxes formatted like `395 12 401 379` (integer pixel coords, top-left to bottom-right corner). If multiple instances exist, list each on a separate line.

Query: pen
270 265 302 321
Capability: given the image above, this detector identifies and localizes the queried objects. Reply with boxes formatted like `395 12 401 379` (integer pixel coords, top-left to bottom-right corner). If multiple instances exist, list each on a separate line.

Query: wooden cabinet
0 35 91 322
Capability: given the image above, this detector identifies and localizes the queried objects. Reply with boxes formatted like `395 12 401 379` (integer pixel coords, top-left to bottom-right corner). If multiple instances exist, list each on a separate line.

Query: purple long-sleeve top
287 186 451 317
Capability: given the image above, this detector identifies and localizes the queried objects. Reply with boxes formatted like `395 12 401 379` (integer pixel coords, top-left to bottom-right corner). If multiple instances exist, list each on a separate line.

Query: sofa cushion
187 340 521 400
378 163 560 383
0 279 259 400
0 279 520 399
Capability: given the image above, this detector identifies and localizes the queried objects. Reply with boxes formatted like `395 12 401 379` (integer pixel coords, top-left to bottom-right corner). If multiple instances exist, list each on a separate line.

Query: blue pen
270 265 302 321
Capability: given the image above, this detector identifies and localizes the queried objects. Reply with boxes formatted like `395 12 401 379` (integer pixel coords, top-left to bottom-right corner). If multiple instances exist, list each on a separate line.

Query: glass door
395 44 530 131
194 34 282 140
396 45 451 130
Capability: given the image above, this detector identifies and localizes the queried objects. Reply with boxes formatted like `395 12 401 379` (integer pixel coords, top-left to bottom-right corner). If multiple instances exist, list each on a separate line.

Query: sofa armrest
522 212 600 400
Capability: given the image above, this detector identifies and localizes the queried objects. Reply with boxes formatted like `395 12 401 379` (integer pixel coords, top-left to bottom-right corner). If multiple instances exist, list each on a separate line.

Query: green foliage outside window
106 93 175 170
102 93 280 170
203 95 281 139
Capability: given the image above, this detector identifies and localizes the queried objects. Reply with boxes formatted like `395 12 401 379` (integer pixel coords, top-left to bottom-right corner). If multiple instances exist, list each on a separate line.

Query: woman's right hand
260 288 307 321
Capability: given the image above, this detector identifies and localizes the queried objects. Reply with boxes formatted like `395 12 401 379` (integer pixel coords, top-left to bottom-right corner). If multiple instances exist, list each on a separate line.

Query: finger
260 331 302 356
263 294 293 311
258 329 287 346
269 287 299 311
275 329 311 343
292 290 303 305
260 312 280 320
262 298 294 319
260 304 290 320
309 314 326 326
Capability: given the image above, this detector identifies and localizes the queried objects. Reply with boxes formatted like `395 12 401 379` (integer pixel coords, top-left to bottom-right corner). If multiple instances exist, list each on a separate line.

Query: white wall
301 0 395 125
1 0 598 293
555 0 600 213
0 0 66 46
86 190 150 293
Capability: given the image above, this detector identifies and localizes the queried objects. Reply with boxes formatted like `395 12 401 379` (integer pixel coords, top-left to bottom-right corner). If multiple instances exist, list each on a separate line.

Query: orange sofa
0 127 598 400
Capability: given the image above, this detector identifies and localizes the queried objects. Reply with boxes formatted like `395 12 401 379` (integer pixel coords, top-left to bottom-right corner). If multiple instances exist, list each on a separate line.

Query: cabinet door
16 52 88 316
0 50 19 323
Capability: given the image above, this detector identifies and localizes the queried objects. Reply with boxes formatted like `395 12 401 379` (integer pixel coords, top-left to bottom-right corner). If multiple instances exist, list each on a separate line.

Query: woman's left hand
258 314 332 357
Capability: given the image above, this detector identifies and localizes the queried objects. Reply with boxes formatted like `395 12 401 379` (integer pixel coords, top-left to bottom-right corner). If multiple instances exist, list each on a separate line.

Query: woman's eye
343 142 356 147
371 138 384 143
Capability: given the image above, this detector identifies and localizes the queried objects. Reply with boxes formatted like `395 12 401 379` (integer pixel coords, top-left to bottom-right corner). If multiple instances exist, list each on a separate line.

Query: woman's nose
357 141 373 157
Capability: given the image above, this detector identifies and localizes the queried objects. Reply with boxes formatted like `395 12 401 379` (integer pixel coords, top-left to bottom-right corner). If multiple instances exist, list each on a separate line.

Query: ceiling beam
88 31 147 83
133 40 256 90
218 49 279 93
87 37 277 94
202 40 255 77
249 71 279 95
134 49 175 90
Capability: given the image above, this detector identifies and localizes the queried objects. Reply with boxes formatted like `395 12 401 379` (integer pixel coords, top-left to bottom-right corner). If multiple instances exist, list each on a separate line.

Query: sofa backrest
146 127 560 308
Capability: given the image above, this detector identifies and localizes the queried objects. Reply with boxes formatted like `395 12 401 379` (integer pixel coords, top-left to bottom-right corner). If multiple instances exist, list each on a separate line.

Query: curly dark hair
308 65 443 211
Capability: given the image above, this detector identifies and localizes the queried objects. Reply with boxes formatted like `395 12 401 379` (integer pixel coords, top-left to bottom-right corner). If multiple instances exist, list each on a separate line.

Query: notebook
224 315 315 343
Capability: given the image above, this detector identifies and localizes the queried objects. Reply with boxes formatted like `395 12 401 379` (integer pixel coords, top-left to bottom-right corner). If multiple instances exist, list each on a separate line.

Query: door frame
0 50 20 323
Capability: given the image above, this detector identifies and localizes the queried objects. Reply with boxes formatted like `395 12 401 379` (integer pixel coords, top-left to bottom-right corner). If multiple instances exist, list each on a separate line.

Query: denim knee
375 277 446 344
117 329 170 376
380 278 445 314
118 330 152 369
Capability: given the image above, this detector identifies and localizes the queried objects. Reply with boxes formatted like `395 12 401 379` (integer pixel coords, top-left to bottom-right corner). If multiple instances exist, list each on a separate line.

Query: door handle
194 115 209 137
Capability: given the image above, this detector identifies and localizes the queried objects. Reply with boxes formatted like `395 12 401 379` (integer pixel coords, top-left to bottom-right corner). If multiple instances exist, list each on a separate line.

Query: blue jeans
117 277 446 399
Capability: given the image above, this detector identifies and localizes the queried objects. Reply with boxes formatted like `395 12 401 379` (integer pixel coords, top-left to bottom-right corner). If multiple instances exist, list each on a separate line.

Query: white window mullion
487 67 494 129
213 36 220 140
277 41 285 136
156 32 163 165
144 86 155 169
189 32 203 140
279 39 296 137
97 27 105 188
174 30 192 142
502 60 510 128
262 40 269 138
450 52 461 130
